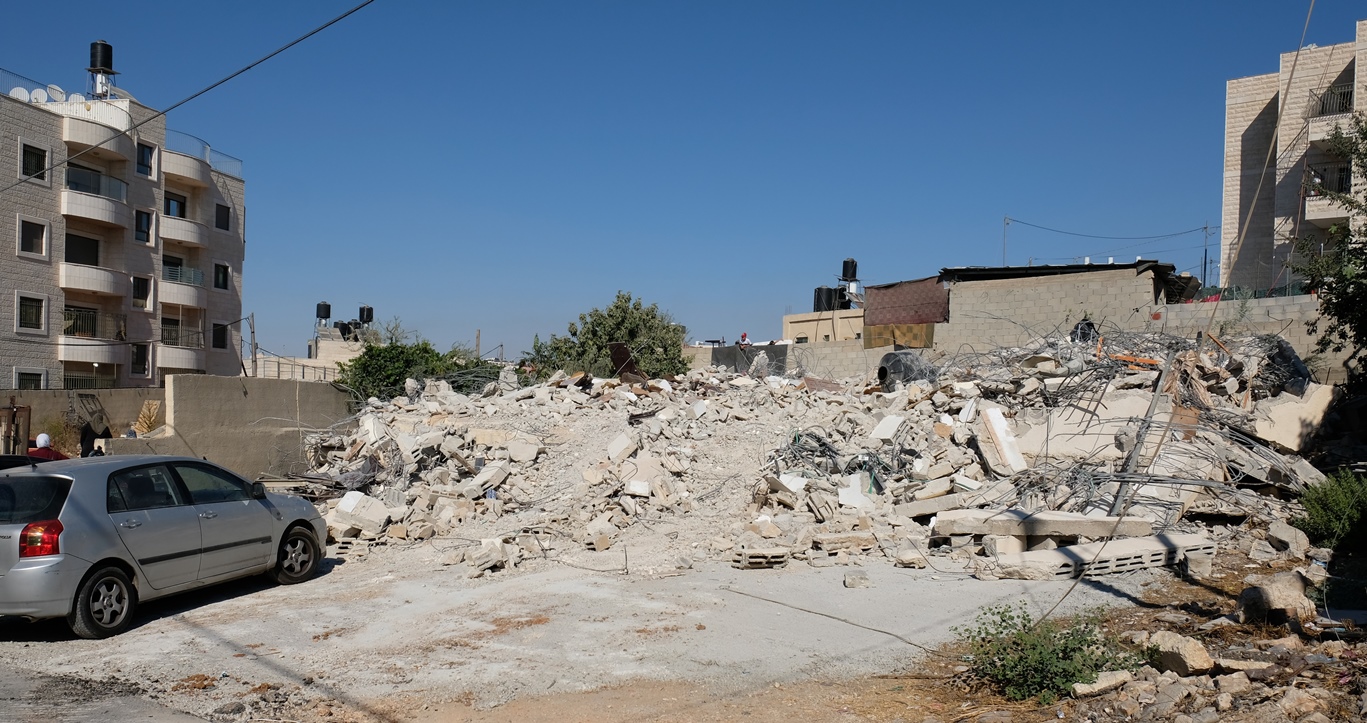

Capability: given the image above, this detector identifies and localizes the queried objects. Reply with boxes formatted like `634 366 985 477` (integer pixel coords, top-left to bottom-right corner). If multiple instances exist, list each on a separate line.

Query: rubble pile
295 330 1337 584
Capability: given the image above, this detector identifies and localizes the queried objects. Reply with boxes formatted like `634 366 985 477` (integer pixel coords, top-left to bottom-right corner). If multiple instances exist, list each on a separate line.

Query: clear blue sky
7 1 1362 357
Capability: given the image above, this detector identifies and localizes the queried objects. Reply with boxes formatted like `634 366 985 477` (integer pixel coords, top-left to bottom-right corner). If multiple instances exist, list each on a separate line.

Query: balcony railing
161 326 204 349
62 308 127 340
166 129 244 178
162 265 205 286
63 373 118 390
1306 162 1352 196
1308 83 1353 118
65 166 127 203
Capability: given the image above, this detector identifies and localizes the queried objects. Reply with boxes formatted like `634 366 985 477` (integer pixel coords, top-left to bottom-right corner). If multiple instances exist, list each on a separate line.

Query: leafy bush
954 603 1136 703
1291 469 1367 550
521 291 687 379
337 341 502 400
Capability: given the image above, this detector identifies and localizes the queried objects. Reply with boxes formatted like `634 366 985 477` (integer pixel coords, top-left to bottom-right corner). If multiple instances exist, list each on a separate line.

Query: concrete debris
1150 630 1214 676
294 329 1332 588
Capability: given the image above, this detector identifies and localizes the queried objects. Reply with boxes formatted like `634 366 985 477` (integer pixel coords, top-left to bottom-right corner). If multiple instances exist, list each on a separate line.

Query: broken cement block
983 535 1026 557
894 548 928 568
623 478 652 497
1235 571 1316 625
1267 520 1310 558
843 571 872 588
606 433 638 462
933 509 1153 538
838 473 875 512
869 415 905 442
811 531 878 552
894 493 969 518
769 473 807 495
912 477 953 501
732 547 790 569
991 534 1215 580
1150 630 1214 676
585 512 617 540
464 461 509 499
334 491 390 532
980 407 1027 473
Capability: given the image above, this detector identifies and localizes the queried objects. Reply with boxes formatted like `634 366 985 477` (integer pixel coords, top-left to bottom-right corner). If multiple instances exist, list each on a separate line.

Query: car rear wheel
68 565 137 639
267 526 320 585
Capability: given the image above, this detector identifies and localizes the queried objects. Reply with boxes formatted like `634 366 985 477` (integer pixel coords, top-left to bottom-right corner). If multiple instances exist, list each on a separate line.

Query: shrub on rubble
522 291 687 379
336 340 453 400
1291 468 1367 550
953 603 1136 703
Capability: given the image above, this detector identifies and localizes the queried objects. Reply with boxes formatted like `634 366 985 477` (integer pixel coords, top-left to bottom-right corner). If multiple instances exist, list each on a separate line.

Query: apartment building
1222 19 1365 290
1 45 244 389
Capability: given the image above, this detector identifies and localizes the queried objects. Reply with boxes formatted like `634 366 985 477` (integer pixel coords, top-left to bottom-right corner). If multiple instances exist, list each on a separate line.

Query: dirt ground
0 539 1136 722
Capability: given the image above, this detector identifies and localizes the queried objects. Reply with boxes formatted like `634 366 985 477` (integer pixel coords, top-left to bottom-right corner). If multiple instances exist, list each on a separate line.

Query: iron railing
63 373 117 390
161 265 205 286
1308 83 1353 118
65 166 127 203
160 326 204 349
62 308 127 340
165 129 244 178
1306 161 1352 195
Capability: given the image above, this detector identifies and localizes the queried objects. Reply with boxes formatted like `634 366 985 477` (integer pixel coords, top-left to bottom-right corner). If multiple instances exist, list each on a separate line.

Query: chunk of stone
1253 383 1336 453
333 491 390 532
869 415 905 442
894 547 927 568
895 493 969 519
912 477 953 501
1266 521 1310 558
843 571 872 588
1150 630 1214 676
1214 672 1251 695
506 438 540 463
1235 571 1316 625
1072 670 1132 697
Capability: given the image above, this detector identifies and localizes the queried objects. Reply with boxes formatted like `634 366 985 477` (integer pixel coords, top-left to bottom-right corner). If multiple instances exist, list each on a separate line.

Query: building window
18 295 44 331
855 332 862 340
135 210 152 243
132 276 151 310
65 234 100 266
215 204 230 231
136 144 154 176
164 192 187 219
21 144 46 180
16 371 44 390
795 336 808 344
130 343 149 376
213 263 230 290
19 219 46 256
212 323 229 350
823 334 830 342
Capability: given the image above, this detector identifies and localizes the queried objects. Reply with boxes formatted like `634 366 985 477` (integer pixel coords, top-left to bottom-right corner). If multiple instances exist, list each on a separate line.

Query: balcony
62 370 118 390
160 326 204 349
159 215 209 247
58 309 126 365
61 167 130 228
156 344 204 371
162 150 213 188
1305 162 1352 229
166 130 244 179
161 266 208 308
58 262 129 296
61 116 134 162
1307 84 1354 150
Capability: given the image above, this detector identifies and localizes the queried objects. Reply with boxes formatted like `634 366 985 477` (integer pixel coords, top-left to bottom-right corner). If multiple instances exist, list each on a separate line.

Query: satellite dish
68 93 85 102
8 87 29 102
28 88 47 103
46 84 65 102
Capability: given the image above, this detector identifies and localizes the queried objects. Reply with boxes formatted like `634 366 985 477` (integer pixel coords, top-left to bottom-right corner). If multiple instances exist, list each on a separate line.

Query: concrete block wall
1161 294 1355 382
933 269 1157 354
5 386 166 439
787 339 894 381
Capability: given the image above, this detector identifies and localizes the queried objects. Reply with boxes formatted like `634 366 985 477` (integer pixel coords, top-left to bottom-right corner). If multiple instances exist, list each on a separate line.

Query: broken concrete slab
989 533 1216 580
933 509 1153 538
1254 382 1337 453
980 407 1026 474
896 493 971 519
606 433 638 462
334 491 390 532
869 415 905 442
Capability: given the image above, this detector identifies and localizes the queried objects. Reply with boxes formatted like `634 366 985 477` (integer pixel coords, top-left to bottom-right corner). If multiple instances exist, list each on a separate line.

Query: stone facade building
0 52 244 389
1222 19 1365 290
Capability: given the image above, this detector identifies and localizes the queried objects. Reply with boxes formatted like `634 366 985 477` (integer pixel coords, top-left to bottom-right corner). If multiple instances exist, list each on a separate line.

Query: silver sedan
0 455 326 638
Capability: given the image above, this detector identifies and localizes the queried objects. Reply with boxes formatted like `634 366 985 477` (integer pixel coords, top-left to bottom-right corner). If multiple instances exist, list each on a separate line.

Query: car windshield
0 476 71 524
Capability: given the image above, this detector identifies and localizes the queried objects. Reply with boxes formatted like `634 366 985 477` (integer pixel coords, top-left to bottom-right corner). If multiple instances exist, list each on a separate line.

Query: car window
108 466 184 513
0 476 71 523
174 463 251 505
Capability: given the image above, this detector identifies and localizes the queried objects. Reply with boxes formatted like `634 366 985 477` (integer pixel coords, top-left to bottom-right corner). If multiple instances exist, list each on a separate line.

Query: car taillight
19 520 62 557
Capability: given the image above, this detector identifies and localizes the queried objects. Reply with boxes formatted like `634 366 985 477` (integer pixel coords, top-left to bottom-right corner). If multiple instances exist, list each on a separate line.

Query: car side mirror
251 482 267 500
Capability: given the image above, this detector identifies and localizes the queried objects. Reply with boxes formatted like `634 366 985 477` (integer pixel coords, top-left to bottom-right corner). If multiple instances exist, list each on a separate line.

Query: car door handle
199 511 218 520
119 520 142 529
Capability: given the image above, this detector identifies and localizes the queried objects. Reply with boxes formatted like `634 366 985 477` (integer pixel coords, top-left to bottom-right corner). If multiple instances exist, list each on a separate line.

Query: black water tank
316 302 331 321
335 321 353 340
359 305 373 324
835 286 852 310
89 40 114 74
813 286 836 313
840 258 858 282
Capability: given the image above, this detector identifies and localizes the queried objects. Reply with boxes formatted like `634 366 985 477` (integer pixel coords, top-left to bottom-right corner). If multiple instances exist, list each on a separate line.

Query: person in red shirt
27 433 68 461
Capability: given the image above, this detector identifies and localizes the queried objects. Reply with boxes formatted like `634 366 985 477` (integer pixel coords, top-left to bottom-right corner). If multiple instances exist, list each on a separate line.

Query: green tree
522 292 687 378
1293 112 1367 366
336 340 452 400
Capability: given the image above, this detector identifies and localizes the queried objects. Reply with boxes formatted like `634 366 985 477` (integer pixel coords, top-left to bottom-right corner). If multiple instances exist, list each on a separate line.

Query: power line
0 0 377 199
1005 217 1210 241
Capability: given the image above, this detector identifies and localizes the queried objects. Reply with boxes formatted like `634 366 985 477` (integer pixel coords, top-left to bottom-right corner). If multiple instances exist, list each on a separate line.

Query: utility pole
1201 223 1212 290
248 313 258 377
1002 216 1011 266
475 329 481 359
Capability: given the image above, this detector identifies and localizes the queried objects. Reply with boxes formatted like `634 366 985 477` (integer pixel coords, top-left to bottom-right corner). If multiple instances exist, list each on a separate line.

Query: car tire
267 526 321 585
68 565 137 639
